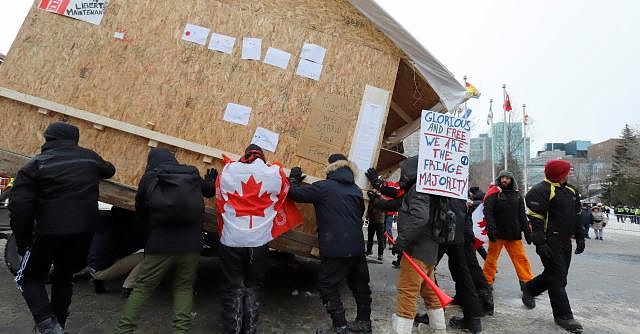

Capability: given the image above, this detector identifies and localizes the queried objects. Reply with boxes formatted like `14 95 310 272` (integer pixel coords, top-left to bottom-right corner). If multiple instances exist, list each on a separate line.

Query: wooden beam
390 101 413 124
0 86 322 183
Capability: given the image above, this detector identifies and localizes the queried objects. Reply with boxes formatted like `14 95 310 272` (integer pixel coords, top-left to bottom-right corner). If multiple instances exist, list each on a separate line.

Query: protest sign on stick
417 110 471 200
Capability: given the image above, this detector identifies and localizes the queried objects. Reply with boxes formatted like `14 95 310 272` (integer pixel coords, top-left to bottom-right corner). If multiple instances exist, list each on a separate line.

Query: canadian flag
216 157 303 247
471 203 489 249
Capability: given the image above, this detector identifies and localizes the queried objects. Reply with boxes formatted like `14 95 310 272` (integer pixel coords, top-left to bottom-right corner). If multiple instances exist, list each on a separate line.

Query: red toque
544 160 571 183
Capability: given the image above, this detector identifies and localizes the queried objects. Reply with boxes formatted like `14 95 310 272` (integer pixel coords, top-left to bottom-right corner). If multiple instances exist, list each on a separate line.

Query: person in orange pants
482 171 536 308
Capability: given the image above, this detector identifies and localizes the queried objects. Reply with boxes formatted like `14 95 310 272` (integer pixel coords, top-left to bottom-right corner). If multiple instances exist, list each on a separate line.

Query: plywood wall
0 0 400 186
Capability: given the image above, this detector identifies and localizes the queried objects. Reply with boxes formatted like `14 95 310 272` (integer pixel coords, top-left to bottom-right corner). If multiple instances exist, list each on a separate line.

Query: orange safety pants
482 239 533 285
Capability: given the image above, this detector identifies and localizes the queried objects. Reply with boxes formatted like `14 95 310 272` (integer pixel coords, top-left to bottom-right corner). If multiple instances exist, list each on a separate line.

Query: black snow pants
525 235 574 320
438 245 484 319
16 233 91 327
317 256 372 327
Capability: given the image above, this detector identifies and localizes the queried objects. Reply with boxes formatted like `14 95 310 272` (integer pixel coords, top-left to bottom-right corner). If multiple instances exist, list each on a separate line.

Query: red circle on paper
186 31 191 36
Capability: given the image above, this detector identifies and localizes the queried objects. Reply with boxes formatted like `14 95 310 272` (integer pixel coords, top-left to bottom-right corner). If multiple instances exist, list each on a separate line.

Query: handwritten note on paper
296 59 323 81
223 103 252 126
351 102 385 171
301 43 327 64
208 33 236 54
252 127 280 152
263 47 291 70
182 23 210 46
297 137 338 164
416 110 470 200
242 37 262 60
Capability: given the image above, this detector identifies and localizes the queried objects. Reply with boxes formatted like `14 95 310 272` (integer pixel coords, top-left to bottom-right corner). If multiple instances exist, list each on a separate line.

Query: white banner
416 110 470 200
40 0 109 25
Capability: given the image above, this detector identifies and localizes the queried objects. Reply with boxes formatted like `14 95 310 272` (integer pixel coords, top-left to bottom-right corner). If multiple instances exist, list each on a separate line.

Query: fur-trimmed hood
325 159 357 184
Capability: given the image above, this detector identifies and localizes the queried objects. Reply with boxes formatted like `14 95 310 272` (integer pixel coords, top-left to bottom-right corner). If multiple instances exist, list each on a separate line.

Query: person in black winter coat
288 154 372 334
578 204 593 239
523 160 585 333
113 148 215 334
482 170 535 309
9 122 115 333
465 187 494 316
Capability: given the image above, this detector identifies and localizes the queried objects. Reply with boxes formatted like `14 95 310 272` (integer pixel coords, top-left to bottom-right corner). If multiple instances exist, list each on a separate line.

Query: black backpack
144 166 204 227
430 195 457 244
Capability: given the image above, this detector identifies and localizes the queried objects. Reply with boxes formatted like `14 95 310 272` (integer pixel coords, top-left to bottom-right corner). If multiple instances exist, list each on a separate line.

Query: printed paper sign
251 127 279 152
351 102 384 170
296 59 323 81
223 103 252 126
242 37 262 60
39 0 109 25
181 23 210 46
208 33 236 54
417 110 470 200
263 47 291 70
301 43 327 64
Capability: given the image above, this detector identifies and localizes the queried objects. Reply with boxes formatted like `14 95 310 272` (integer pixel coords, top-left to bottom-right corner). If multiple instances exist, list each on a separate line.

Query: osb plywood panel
0 0 399 180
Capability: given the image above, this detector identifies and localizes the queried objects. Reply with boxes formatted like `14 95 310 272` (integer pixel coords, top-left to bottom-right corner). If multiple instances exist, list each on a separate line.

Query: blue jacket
288 160 365 258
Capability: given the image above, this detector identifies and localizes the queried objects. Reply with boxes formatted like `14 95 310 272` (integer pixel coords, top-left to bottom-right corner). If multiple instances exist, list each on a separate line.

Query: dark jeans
384 215 394 238
526 236 574 320
219 244 269 291
366 222 385 256
438 244 483 319
318 256 372 327
16 233 91 326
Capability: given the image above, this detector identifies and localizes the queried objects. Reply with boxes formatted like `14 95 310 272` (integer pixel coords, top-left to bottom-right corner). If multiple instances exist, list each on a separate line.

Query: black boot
348 320 372 333
223 289 245 334
242 288 260 334
35 317 64 334
315 325 349 334
478 289 494 316
449 316 483 333
414 311 429 325
521 282 536 309
555 318 583 333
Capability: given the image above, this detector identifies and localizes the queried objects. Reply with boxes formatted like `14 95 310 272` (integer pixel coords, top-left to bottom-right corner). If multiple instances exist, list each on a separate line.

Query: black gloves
365 168 383 190
523 229 533 245
366 190 379 201
535 243 552 259
487 227 497 242
391 243 405 256
574 239 585 255
289 167 305 185
204 168 218 183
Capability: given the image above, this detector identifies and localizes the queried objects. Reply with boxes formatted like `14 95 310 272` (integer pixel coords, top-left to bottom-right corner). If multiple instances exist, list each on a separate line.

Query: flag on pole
462 108 472 119
465 82 481 99
524 113 529 125
503 92 513 112
486 104 493 125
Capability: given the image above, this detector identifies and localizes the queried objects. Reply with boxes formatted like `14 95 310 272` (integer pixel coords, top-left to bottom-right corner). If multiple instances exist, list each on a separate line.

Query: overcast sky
2 1 638 154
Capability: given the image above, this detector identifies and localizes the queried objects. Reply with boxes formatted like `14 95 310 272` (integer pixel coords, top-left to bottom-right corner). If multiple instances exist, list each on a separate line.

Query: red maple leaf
477 219 488 235
226 175 273 229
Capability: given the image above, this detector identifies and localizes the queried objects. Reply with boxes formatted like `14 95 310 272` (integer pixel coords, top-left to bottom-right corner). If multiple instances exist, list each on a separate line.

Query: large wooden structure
0 0 466 257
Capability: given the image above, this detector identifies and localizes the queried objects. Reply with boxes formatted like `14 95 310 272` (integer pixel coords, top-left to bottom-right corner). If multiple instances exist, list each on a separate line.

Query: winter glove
487 227 497 242
204 168 218 183
574 239 585 255
391 243 405 256
523 229 533 245
366 190 379 201
289 167 306 185
365 168 383 190
535 243 553 259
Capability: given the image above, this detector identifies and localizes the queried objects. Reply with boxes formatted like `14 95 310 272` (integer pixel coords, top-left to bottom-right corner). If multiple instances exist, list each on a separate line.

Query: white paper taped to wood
301 43 327 64
351 102 385 171
223 103 252 126
263 47 291 69
251 127 280 152
181 23 210 46
208 33 236 54
242 37 262 60
296 59 323 81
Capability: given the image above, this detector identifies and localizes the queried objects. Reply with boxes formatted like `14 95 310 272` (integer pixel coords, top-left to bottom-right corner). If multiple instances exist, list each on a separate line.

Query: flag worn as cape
472 184 503 249
216 157 303 247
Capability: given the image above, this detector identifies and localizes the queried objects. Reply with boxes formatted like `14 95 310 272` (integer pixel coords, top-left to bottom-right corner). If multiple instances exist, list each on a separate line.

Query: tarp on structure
348 0 467 112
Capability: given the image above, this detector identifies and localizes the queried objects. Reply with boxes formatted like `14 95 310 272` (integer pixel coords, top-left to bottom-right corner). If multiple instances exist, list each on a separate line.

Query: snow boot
521 282 536 309
449 316 482 333
222 289 245 334
242 287 260 334
478 288 494 316
36 317 64 334
348 320 372 333
426 308 446 334
315 325 349 334
414 311 429 325
555 318 583 333
390 313 413 334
